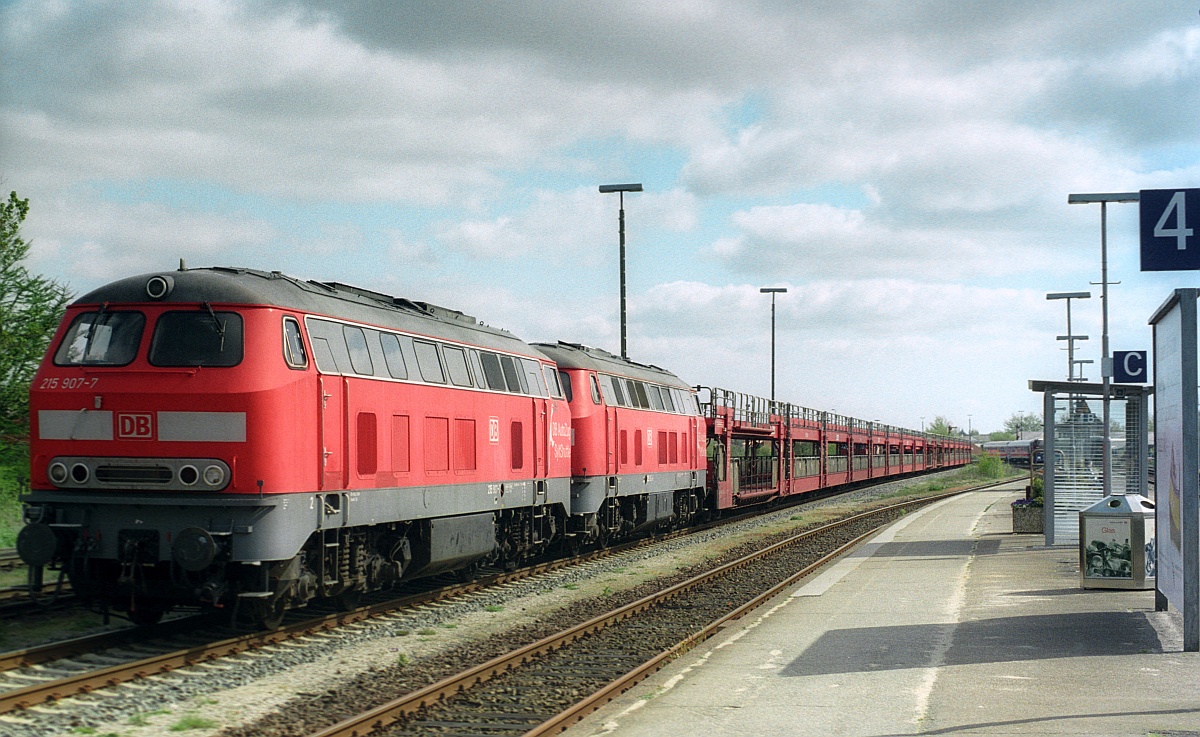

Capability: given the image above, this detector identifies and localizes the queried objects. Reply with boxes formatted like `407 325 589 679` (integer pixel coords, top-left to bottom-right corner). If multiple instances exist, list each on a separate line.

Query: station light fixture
599 183 644 359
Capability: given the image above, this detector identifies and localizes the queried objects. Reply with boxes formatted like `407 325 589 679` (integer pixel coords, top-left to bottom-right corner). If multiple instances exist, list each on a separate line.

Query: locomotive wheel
253 598 287 630
333 589 362 611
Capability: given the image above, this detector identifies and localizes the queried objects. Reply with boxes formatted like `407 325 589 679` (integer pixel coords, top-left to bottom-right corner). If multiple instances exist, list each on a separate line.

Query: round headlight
179 465 199 486
48 462 69 485
70 463 90 484
202 465 226 488
146 275 174 299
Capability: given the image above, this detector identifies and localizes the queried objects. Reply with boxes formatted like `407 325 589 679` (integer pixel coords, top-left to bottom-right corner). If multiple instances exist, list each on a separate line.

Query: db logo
117 413 154 440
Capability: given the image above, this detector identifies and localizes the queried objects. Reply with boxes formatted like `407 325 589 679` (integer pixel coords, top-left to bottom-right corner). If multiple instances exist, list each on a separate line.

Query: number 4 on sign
1139 188 1200 271
1155 191 1194 250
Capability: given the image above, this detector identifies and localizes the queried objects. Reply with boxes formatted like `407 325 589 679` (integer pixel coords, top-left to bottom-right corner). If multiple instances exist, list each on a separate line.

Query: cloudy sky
3 1 1200 434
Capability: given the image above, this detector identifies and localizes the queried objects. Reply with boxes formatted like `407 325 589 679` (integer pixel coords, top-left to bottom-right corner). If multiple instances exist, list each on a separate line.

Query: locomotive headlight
202 464 226 488
179 465 199 486
48 462 69 485
145 274 175 299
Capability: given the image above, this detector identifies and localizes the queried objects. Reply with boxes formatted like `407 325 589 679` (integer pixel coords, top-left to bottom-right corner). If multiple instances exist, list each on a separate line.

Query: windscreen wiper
202 302 227 352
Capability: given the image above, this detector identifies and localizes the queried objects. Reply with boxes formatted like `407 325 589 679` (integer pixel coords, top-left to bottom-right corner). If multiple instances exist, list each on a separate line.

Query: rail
303 479 1012 737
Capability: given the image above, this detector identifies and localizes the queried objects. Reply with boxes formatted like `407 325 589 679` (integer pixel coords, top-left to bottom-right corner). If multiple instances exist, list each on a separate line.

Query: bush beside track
0 442 25 549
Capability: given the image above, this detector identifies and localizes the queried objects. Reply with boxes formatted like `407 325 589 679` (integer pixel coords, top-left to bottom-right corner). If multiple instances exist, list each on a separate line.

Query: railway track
0 519 728 717
0 549 20 571
211 477 1010 737
0 474 1013 736
299 492 960 737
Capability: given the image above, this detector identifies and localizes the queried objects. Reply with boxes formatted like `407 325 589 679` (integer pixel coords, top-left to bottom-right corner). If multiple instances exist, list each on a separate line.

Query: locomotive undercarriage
24 479 708 629
572 487 709 547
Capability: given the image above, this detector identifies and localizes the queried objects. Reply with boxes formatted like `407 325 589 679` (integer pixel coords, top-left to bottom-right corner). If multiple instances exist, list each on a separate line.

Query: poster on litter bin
1083 517 1133 579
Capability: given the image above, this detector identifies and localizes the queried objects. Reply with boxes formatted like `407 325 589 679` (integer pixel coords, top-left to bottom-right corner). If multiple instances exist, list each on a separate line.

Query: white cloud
22 193 278 286
437 187 697 263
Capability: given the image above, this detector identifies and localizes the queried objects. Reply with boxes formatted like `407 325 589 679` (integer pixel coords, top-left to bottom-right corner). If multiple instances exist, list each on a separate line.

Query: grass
169 713 217 731
484 604 503 612
128 708 172 726
883 457 1023 499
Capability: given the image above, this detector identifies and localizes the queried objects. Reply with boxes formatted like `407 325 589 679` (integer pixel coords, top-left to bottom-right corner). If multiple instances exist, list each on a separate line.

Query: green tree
926 415 953 436
1003 411 1042 436
1 190 72 442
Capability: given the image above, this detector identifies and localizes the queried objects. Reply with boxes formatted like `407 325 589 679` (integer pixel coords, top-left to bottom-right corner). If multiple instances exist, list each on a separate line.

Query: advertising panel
1154 302 1184 605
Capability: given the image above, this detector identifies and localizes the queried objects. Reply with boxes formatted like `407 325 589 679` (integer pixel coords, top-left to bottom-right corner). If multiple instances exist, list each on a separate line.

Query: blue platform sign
1112 350 1148 383
1141 188 1200 271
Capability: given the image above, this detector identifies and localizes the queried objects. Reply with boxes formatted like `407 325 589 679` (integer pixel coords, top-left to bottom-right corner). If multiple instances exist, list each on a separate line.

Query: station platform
564 480 1200 737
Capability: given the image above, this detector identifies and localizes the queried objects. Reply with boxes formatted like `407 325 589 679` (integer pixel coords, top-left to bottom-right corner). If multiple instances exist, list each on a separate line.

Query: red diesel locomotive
16 266 970 626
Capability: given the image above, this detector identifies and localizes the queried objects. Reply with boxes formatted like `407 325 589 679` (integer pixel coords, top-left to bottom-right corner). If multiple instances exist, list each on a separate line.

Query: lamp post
1068 191 1138 498
599 183 643 359
759 287 787 402
1047 291 1091 381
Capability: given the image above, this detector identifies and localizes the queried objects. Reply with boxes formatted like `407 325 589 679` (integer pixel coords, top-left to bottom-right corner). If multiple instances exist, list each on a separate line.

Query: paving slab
562 481 1200 737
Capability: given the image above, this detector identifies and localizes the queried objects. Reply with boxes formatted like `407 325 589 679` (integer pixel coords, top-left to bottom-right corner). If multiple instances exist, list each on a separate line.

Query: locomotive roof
533 341 692 390
72 266 539 356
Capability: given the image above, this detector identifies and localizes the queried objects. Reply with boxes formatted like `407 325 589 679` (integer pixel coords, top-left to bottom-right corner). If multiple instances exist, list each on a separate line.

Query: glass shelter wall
1035 380 1152 547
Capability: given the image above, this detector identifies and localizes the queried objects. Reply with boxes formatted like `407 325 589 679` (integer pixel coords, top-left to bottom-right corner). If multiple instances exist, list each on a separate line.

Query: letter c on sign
1124 353 1143 378
1113 351 1147 383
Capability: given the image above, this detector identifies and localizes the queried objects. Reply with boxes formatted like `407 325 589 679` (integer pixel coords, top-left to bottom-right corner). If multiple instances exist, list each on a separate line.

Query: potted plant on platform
1012 474 1044 534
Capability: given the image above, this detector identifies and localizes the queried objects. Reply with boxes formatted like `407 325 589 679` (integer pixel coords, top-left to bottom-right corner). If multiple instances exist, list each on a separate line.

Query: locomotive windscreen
148 311 244 367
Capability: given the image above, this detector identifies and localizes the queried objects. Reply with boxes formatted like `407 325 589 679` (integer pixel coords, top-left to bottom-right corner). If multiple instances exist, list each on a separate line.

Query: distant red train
16 267 971 626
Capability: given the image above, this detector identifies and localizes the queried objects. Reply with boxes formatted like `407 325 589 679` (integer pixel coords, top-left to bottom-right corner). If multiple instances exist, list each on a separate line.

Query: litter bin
1079 494 1156 590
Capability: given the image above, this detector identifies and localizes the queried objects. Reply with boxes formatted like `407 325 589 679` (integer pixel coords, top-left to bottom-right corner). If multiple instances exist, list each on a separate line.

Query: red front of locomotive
29 302 315 498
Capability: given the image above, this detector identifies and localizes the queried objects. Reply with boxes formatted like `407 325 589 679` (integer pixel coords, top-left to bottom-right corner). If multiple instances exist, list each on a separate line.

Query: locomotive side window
55 311 145 366
558 371 573 403
343 326 374 376
647 385 665 411
658 386 676 412
608 376 627 406
629 380 650 409
443 346 473 387
306 319 350 373
543 365 563 399
589 374 602 404
282 317 308 369
521 359 546 397
149 311 244 367
414 340 446 384
479 352 506 390
499 355 523 393
468 350 486 388
379 333 409 379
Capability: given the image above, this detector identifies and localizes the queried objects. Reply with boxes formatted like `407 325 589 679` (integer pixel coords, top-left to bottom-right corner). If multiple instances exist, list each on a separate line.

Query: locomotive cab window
282 317 308 369
148 310 243 367
558 371 573 403
55 310 146 366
